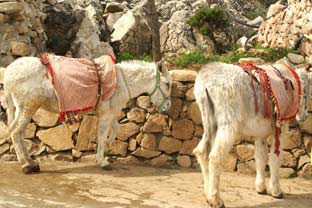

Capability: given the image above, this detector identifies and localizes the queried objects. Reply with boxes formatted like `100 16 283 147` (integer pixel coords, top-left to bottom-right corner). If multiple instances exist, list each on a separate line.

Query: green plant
116 51 153 62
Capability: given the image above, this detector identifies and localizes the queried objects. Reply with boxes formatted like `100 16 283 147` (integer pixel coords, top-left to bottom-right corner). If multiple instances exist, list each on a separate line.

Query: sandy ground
0 161 311 208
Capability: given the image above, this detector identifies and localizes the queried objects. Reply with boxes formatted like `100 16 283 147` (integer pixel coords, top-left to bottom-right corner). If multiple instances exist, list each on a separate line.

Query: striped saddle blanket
239 62 301 155
40 53 117 123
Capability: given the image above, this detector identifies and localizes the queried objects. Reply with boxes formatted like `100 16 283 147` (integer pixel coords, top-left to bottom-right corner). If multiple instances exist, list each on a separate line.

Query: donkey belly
238 116 275 138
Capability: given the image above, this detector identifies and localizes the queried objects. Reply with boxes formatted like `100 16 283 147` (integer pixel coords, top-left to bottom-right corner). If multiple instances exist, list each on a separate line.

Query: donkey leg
254 138 268 194
194 133 210 198
96 115 114 170
207 128 235 208
11 106 39 174
268 134 283 199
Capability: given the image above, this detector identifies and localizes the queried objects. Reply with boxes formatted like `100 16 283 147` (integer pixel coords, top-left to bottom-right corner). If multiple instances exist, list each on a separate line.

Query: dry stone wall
258 0 312 62
0 67 311 178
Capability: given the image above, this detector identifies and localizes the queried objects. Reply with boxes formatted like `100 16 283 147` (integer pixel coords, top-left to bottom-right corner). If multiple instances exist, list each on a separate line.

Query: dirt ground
0 161 311 208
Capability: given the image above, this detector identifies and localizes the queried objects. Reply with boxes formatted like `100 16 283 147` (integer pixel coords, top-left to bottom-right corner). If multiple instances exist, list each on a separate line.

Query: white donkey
193 62 310 208
3 57 172 174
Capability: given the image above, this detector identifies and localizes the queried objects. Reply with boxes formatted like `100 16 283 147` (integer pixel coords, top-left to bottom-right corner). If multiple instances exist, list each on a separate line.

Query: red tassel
274 127 281 156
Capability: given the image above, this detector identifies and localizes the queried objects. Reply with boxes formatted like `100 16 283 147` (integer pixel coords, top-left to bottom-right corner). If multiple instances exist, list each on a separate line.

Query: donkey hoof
207 200 225 208
273 192 283 199
257 189 267 195
22 164 40 174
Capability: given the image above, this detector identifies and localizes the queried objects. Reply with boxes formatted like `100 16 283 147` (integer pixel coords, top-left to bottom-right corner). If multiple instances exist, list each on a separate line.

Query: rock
0 143 9 156
116 122 140 141
37 125 74 151
177 155 192 168
25 140 45 156
143 114 168 133
279 168 295 178
137 96 154 111
116 155 143 165
72 149 82 158
10 41 31 56
283 128 301 150
299 163 312 179
186 87 195 101
105 2 124 13
131 148 161 158
180 137 199 155
76 115 98 151
236 144 255 161
287 53 305 64
221 153 237 172
106 12 123 32
298 155 310 169
32 108 59 127
128 138 137 151
172 118 194 140
170 70 197 82
0 2 23 14
303 135 312 151
110 140 128 157
293 149 306 158
25 123 36 139
237 160 256 175
127 107 146 123
50 154 73 162
159 136 182 154
194 125 203 137
140 134 157 150
0 121 7 140
280 151 297 168
171 81 188 97
80 154 96 162
187 102 202 125
167 97 183 119
238 57 265 65
0 67 5 84
151 154 173 168
68 122 80 133
0 154 17 162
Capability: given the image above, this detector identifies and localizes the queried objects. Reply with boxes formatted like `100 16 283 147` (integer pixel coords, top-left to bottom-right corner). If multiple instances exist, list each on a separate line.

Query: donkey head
149 61 172 113
296 67 311 122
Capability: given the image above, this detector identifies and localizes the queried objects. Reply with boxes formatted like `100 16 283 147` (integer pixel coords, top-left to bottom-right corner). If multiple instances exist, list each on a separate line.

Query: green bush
116 51 152 63
173 46 297 67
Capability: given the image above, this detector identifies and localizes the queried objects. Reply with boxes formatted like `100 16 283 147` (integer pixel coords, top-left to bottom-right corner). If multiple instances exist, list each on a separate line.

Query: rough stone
76 115 98 151
298 155 311 169
50 154 73 162
172 118 194 140
10 41 31 56
127 107 146 123
236 144 255 161
0 143 9 156
167 97 183 119
131 148 161 159
32 108 59 127
128 138 137 152
110 140 128 157
299 163 312 179
0 2 23 14
140 134 157 150
303 135 312 151
116 155 143 165
143 114 168 133
105 2 124 13
283 128 301 150
180 137 199 155
194 125 203 137
25 123 36 139
0 67 5 84
171 81 188 97
0 121 7 140
116 122 140 141
151 154 173 168
238 57 265 65
237 160 256 175
170 70 197 82
187 102 202 125
177 155 192 168
280 151 297 168
37 125 74 151
221 153 237 172
280 168 295 178
80 154 96 162
0 154 17 162
72 149 82 158
287 53 305 64
159 136 182 154
186 87 195 101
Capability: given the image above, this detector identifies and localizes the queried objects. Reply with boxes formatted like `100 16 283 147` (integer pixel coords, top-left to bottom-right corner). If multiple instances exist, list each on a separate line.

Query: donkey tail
193 87 217 160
